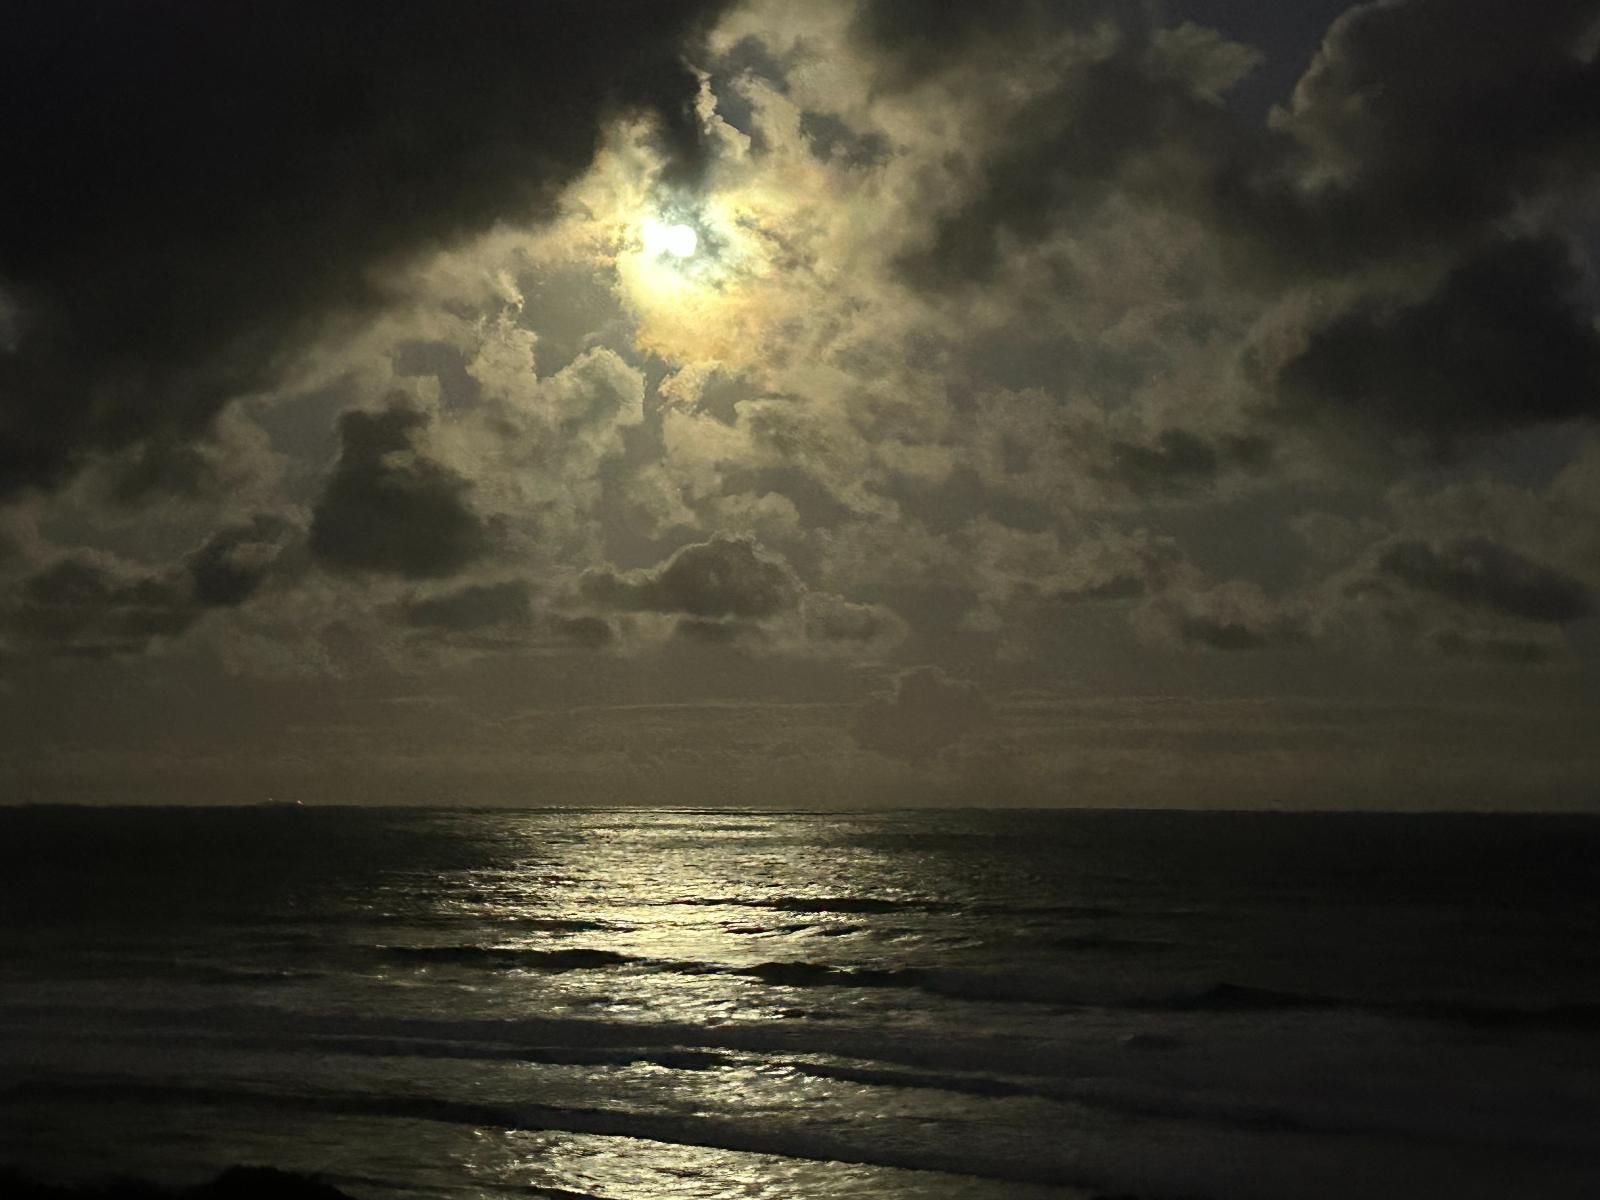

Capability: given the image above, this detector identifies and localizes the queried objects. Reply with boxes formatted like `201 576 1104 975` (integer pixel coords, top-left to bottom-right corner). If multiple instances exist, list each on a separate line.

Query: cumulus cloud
1269 238 1600 451
575 535 907 658
5 558 196 658
403 580 533 633
1106 428 1273 497
398 579 619 656
1135 579 1310 651
3 516 293 657
847 0 1600 462
853 666 994 763
581 535 798 619
310 403 491 579
1248 0 1600 268
891 20 1241 287
1376 536 1593 624
1430 627 1562 666
801 591 908 650
186 515 298 608
552 615 615 650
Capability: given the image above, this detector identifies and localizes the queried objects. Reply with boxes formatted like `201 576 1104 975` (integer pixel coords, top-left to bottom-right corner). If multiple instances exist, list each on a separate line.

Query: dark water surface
2 807 1598 1199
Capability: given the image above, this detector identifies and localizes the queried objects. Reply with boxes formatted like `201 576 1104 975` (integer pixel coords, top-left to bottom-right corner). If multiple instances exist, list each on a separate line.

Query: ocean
1 806 1597 1200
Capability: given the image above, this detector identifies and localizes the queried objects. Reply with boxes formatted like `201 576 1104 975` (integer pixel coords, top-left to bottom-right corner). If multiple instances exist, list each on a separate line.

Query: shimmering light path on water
3 808 1599 1199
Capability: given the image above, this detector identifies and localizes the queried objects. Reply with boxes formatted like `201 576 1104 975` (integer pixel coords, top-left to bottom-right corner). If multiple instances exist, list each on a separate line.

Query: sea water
2 806 1598 1199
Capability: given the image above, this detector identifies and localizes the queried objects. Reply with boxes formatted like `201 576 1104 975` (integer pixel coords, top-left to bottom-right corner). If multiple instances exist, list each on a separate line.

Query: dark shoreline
0 1168 357 1200
0 1166 1200 1200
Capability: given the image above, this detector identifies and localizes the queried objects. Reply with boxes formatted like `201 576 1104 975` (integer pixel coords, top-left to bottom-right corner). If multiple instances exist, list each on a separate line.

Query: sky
2 0 1599 809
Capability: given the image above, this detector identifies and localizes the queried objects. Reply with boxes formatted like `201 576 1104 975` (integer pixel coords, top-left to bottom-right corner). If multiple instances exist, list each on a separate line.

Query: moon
643 219 698 259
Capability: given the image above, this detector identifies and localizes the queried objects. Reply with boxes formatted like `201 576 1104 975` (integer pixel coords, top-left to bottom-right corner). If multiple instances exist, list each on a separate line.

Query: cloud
1269 238 1600 450
3 515 293 657
186 515 298 608
5 557 196 657
1044 529 1186 604
801 591 908 650
1106 428 1273 497
0 0 728 500
399 579 619 656
853 0 1600 460
1376 536 1593 624
797 111 892 168
552 615 615 650
581 535 798 618
403 580 533 633
853 0 1126 87
576 535 907 658
852 665 993 762
864 7 1269 291
1246 0 1600 268
1430 627 1561 666
672 616 753 645
1135 579 1310 651
309 403 491 579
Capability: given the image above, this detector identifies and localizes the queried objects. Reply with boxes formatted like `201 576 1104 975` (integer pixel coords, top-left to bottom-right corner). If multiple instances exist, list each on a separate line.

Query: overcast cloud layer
2 0 1598 808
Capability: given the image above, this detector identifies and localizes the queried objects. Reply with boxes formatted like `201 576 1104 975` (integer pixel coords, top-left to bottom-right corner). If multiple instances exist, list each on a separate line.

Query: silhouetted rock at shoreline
0 1167 356 1200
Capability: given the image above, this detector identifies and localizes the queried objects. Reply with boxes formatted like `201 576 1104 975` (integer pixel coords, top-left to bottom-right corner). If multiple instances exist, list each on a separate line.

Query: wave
731 961 928 989
1147 983 1600 1030
657 895 1135 920
763 897 940 915
381 946 636 971
374 943 1600 1028
4 1078 1119 1194
0 1165 361 1200
667 895 954 916
496 917 626 934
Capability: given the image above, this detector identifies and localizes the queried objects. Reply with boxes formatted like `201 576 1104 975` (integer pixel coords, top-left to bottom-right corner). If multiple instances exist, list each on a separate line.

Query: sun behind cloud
642 218 699 259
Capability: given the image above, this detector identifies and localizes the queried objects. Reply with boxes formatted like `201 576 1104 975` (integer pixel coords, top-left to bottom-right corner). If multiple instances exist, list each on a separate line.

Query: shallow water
3 807 1598 1199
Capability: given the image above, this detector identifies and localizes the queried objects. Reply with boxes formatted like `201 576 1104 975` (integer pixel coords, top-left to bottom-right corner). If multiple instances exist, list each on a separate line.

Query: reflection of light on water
412 810 933 1026
490 1126 1041 1200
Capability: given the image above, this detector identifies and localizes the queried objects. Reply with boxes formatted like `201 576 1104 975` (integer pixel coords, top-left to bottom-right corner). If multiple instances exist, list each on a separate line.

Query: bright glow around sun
642 219 698 259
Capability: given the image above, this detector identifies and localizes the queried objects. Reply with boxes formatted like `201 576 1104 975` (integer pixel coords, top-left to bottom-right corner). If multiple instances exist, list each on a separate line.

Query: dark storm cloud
1431 628 1559 666
1270 239 1600 450
186 515 297 608
5 516 291 657
798 112 892 169
1176 612 1269 651
0 0 728 500
1137 582 1310 652
1107 429 1273 497
864 8 1600 403
581 536 798 619
310 404 490 580
1049 532 1184 604
898 41 1222 286
854 0 1123 84
552 615 615 650
1054 574 1148 602
852 666 993 763
802 593 901 644
1377 537 1593 624
673 617 751 645
5 558 195 657
1238 0 1600 268
875 467 1053 535
403 581 533 633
